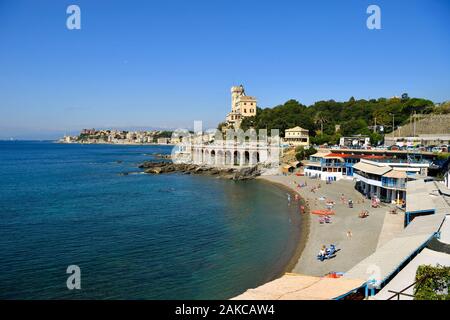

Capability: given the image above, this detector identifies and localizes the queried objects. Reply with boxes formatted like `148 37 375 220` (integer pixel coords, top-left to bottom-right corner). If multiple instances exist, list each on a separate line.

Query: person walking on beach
347 230 352 239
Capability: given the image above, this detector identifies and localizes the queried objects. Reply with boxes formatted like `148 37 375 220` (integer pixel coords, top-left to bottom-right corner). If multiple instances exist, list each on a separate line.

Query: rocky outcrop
151 153 173 160
138 161 261 180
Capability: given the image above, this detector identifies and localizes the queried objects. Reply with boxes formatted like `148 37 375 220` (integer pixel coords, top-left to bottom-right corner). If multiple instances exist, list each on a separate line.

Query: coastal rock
145 167 163 174
152 153 172 160
138 160 261 180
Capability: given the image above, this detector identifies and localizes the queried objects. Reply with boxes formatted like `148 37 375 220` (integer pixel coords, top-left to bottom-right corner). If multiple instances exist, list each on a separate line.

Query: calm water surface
0 141 302 299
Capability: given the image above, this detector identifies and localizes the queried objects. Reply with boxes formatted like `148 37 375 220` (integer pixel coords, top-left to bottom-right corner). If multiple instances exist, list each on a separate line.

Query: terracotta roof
324 153 351 158
363 155 387 159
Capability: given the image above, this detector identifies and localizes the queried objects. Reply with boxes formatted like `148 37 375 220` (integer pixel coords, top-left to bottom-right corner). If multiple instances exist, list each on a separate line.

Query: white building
284 126 309 146
339 135 370 148
226 85 257 128
157 137 170 144
353 158 430 203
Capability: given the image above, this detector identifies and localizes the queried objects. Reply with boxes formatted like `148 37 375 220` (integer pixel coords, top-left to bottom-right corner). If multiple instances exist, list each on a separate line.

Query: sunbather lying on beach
359 210 369 218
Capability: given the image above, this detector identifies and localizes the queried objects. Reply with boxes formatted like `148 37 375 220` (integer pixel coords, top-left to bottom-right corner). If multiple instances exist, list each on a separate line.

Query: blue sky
0 0 449 139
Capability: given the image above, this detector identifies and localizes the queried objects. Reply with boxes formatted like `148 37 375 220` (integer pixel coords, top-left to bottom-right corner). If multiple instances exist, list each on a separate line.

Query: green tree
314 112 328 136
414 264 450 300
295 146 317 161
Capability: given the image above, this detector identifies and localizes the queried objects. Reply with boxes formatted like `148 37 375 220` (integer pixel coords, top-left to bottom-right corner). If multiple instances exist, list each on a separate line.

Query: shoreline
259 174 390 277
56 141 176 146
257 177 311 275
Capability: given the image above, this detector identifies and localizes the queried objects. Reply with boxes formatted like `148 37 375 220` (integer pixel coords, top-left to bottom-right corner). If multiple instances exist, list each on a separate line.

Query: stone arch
244 151 250 165
204 150 210 165
225 150 233 166
233 151 240 166
251 151 260 164
217 150 225 166
210 150 216 165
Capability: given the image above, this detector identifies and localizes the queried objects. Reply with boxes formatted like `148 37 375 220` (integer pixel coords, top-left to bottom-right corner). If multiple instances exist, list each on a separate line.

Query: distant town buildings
157 137 170 144
60 129 178 145
339 135 370 148
226 85 257 128
283 126 310 147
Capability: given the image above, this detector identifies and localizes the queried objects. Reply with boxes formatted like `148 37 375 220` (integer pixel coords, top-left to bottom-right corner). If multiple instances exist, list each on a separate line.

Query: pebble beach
260 174 404 277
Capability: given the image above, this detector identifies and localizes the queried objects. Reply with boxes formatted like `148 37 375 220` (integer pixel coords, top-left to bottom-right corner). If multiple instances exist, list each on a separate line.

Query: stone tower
231 85 245 112
226 85 257 128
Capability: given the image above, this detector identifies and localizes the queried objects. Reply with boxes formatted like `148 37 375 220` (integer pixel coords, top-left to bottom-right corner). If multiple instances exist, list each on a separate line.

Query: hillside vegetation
240 95 444 145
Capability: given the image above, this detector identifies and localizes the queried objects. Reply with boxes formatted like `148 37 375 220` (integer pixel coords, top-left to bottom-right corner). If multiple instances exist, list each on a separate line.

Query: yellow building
284 126 310 146
226 85 257 128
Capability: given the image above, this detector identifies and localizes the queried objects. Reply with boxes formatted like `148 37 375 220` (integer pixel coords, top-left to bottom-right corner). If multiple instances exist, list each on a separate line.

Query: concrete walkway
376 210 405 249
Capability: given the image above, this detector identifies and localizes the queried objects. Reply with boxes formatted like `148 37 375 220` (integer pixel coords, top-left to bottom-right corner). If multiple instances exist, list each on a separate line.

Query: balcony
353 172 382 187
382 182 406 190
322 162 344 167
381 178 406 190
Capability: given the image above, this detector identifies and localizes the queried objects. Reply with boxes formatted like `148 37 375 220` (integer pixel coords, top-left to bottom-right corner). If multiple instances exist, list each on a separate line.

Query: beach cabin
282 164 295 174
353 158 430 204
290 161 301 169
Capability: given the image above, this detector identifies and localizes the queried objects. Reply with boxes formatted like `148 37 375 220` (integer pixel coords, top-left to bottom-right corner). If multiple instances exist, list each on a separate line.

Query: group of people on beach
292 180 307 189
289 176 377 264
317 244 337 261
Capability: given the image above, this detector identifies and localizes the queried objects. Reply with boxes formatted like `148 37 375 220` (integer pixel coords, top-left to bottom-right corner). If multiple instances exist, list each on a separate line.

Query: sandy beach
260 174 403 277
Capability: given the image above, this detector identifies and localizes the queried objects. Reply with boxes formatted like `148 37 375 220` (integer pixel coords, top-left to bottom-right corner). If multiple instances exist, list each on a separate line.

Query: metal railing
382 182 406 189
387 281 416 300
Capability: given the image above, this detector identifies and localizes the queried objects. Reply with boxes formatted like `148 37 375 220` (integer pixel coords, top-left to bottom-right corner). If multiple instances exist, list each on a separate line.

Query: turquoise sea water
0 141 302 299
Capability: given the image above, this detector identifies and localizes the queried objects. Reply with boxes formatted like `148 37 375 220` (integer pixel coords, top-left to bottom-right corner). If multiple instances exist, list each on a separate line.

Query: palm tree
314 112 328 136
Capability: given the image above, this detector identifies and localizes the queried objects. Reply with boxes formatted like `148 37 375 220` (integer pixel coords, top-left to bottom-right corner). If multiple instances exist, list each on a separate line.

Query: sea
0 141 302 299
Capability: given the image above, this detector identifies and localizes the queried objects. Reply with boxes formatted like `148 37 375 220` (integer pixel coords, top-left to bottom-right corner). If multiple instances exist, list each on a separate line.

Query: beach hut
290 161 301 168
282 164 295 174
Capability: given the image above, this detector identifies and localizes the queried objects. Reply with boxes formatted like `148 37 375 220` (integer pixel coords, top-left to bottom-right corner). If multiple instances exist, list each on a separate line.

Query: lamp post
390 113 395 138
